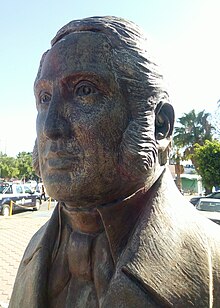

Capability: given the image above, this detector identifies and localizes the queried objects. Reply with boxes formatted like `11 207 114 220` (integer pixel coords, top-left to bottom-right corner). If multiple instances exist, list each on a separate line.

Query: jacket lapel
104 170 211 307
22 203 62 264
9 204 61 308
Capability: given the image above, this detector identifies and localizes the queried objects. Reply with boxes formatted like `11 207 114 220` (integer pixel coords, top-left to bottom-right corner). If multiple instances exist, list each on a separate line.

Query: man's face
34 32 130 207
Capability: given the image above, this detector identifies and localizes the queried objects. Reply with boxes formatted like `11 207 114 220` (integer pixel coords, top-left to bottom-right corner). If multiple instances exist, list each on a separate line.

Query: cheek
70 103 127 152
36 113 45 138
36 114 49 161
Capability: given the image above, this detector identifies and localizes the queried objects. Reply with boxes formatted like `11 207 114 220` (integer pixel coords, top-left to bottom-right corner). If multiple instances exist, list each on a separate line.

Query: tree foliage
193 140 220 191
0 153 19 179
173 109 214 164
16 152 36 181
0 151 37 181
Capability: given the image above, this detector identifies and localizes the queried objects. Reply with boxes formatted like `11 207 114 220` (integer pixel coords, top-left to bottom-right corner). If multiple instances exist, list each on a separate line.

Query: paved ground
0 200 56 308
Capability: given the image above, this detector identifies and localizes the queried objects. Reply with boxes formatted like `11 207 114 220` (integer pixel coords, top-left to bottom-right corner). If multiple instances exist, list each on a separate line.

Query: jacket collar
120 169 210 307
21 168 210 307
97 184 153 265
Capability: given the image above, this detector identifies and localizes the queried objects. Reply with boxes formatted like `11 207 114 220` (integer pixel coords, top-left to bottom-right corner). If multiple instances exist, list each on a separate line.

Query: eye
75 82 98 97
39 92 52 104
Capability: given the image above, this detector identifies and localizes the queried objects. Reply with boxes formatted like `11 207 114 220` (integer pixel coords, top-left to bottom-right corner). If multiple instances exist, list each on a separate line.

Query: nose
43 94 71 140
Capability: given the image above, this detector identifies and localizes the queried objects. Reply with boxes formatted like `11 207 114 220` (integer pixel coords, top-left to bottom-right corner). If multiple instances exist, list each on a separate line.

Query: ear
155 101 175 165
155 101 174 140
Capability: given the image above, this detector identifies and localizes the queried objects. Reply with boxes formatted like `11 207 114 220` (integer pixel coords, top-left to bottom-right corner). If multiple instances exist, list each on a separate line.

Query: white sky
0 0 219 156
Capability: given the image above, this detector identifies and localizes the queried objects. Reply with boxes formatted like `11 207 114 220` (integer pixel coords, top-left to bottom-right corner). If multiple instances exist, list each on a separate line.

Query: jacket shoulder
123 169 220 307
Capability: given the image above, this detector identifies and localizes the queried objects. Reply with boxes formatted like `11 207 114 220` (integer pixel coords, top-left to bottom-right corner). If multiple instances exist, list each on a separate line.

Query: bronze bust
9 16 220 307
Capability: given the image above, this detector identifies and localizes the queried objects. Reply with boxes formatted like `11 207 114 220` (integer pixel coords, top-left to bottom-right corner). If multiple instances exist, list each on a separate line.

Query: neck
61 165 165 234
62 204 104 234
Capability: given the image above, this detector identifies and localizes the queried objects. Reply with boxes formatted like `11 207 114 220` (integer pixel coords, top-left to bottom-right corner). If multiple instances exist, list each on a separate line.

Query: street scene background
0 201 56 308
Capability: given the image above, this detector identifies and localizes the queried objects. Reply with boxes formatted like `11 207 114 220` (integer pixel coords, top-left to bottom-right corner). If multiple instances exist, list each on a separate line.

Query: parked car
0 182 42 216
190 191 220 206
196 198 220 225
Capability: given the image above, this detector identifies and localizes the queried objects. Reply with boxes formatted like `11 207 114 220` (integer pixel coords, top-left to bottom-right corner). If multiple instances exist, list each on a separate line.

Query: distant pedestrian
41 184 46 201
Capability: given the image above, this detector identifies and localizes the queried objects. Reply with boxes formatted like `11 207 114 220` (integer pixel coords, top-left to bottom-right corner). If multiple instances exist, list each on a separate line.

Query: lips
44 150 81 170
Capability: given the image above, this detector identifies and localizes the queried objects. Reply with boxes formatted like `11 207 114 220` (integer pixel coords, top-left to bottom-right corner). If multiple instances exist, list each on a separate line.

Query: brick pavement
0 202 54 308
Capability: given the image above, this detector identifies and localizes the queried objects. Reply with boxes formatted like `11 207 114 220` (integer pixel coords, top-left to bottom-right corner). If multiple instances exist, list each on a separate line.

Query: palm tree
173 109 215 195
173 109 214 162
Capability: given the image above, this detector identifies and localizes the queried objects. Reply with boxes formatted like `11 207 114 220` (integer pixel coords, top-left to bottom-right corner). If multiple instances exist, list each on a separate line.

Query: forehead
38 32 113 81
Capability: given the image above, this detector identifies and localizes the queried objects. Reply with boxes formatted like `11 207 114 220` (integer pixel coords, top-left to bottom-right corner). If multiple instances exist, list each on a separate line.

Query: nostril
44 125 62 140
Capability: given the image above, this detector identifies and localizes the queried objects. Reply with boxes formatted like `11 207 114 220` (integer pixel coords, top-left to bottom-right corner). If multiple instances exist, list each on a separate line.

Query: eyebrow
34 79 52 89
35 71 111 93
61 72 107 86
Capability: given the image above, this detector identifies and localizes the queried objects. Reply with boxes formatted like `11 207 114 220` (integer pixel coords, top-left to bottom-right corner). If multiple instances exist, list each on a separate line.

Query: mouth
44 151 81 171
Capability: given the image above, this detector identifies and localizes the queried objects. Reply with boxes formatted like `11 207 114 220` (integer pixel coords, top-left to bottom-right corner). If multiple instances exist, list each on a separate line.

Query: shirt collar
60 172 163 265
96 184 156 264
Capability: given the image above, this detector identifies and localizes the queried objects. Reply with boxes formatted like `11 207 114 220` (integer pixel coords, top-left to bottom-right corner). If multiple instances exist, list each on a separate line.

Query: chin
42 170 120 208
42 171 73 200
41 171 98 207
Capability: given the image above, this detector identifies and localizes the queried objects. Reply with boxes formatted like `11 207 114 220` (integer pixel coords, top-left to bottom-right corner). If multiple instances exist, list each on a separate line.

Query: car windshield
197 201 220 213
24 186 32 193
0 183 9 193
206 192 220 198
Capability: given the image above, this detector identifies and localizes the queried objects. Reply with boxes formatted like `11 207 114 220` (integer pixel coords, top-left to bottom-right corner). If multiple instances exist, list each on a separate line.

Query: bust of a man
10 16 220 308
